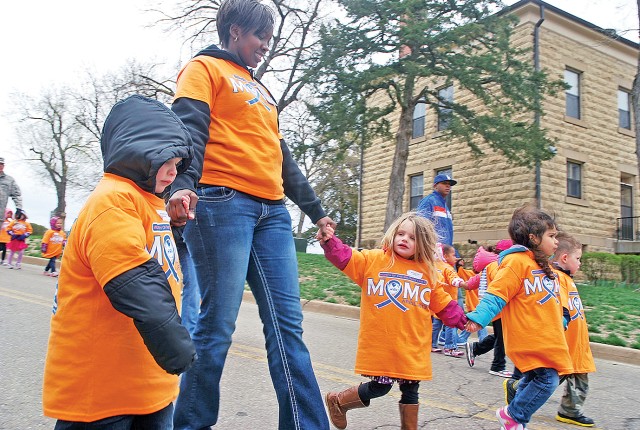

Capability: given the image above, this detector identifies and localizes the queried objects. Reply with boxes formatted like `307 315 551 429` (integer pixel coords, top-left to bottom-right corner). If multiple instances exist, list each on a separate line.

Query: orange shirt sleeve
83 206 152 287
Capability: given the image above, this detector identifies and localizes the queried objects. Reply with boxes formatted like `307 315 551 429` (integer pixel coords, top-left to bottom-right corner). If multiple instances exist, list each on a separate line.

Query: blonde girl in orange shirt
318 212 467 429
466 205 572 430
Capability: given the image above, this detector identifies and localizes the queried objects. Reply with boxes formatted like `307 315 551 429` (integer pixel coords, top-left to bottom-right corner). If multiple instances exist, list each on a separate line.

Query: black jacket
101 95 197 375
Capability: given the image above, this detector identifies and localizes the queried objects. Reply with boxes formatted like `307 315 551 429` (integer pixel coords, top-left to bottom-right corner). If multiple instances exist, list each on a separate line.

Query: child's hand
316 225 334 244
465 320 482 333
181 195 195 220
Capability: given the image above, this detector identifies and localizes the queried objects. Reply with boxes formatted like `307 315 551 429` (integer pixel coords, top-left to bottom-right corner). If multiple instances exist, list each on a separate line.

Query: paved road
1 263 639 429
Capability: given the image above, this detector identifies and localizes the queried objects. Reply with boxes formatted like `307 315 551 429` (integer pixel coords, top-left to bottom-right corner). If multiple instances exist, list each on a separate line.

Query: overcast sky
0 0 638 228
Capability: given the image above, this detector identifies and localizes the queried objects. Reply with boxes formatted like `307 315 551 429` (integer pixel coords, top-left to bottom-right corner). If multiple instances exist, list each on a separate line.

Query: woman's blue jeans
173 187 329 430
508 367 559 425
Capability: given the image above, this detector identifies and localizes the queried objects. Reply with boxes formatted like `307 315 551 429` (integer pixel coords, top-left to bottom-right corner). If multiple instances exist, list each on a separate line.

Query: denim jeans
431 317 443 348
477 327 489 342
443 326 458 349
54 403 172 429
173 187 329 430
508 367 559 425
173 226 200 337
45 256 57 273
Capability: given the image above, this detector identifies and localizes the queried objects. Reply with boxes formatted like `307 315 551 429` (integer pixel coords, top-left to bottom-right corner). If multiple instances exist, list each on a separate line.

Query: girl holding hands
465 206 572 430
318 212 467 429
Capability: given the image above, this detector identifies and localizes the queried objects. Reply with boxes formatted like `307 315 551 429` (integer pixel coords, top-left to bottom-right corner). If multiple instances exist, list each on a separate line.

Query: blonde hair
380 212 438 283
552 231 581 262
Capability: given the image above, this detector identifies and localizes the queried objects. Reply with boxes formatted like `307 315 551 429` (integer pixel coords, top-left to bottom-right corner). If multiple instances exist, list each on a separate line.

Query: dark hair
217 0 275 47
508 204 557 278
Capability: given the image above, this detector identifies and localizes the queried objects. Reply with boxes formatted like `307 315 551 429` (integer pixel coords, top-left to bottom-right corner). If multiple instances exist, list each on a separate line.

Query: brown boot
399 403 419 430
325 385 367 429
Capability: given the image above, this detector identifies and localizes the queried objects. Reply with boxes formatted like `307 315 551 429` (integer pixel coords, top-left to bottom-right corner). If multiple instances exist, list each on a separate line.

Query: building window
438 86 453 131
409 174 424 210
436 167 453 209
618 89 632 130
564 69 581 119
412 99 426 138
620 182 634 240
567 161 582 199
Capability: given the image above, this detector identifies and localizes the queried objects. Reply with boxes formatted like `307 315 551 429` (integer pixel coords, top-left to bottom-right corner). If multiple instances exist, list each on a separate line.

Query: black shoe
503 378 518 405
465 342 476 367
556 412 595 427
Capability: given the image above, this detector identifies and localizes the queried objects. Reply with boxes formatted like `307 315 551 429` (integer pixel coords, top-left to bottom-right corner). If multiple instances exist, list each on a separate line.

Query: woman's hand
316 216 336 241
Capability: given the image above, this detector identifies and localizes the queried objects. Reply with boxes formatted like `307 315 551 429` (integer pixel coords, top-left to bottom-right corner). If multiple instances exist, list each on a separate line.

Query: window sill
565 196 589 207
563 116 588 128
618 127 635 138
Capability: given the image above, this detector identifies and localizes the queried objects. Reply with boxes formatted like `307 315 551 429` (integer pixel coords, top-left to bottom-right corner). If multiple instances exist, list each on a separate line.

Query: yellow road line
0 286 52 307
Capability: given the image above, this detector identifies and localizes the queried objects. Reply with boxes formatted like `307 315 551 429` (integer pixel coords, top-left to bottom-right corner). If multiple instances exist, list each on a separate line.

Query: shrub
581 253 621 284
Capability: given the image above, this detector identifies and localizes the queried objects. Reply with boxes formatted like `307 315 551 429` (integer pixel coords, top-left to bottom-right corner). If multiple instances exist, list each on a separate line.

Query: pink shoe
50 272 59 277
443 348 464 358
496 406 524 430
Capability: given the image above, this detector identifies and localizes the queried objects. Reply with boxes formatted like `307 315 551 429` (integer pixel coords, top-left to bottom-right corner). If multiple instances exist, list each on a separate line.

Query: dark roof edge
502 0 639 50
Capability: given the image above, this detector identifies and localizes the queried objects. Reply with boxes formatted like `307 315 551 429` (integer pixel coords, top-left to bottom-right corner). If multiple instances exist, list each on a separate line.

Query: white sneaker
489 369 514 378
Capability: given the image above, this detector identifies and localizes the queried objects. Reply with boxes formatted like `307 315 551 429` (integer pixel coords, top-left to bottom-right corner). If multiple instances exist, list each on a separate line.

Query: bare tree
10 61 178 220
13 88 100 217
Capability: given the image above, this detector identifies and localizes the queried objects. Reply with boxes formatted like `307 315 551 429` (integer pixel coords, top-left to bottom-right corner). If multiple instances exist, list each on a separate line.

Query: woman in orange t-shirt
318 212 467 430
466 206 572 430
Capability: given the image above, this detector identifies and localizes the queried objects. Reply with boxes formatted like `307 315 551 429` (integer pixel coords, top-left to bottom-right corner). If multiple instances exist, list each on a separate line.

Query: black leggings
357 380 420 405
0 243 6 261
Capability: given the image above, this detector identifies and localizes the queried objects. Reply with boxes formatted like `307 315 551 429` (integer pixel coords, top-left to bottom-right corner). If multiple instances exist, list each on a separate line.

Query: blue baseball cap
433 173 457 186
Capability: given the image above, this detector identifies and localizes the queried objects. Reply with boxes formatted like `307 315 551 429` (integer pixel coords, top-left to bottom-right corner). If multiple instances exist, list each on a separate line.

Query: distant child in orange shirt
41 216 66 277
433 243 469 357
466 205 572 430
43 95 196 428
6 209 32 269
465 240 514 378
318 212 467 430
0 209 13 265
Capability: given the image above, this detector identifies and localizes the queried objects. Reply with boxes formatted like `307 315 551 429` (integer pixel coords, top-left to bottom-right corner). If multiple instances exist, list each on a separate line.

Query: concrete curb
21 255 637 366
244 292 640 366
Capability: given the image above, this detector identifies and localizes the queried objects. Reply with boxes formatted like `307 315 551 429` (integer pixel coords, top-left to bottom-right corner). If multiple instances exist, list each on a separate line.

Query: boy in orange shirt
43 95 196 428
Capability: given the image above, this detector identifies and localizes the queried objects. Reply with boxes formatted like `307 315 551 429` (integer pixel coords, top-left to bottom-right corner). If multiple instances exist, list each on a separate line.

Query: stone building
358 0 639 254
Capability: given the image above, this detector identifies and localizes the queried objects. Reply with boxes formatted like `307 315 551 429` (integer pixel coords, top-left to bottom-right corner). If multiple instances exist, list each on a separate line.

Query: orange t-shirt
435 260 462 300
174 56 283 199
7 219 32 236
555 270 596 374
0 217 12 243
342 249 452 381
488 251 573 374
457 267 477 311
41 229 66 258
43 174 183 422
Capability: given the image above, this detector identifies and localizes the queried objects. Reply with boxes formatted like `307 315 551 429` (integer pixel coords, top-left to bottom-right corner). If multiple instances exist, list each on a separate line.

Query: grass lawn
578 282 640 349
297 252 640 349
